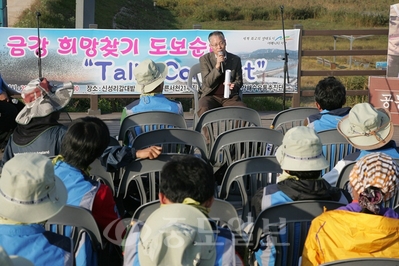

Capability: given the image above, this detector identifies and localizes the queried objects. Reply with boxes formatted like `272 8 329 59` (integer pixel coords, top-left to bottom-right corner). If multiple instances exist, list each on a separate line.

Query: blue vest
54 161 100 266
0 224 73 266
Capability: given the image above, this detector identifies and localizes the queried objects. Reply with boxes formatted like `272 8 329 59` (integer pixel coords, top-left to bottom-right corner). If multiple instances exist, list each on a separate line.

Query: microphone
218 51 225 73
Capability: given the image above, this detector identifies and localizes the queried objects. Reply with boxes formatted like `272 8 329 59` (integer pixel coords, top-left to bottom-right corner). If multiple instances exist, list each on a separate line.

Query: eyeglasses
210 41 225 48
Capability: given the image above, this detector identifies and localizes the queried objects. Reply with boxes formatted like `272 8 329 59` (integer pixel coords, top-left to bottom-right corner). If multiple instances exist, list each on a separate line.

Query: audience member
302 152 399 265
251 126 350 265
323 102 399 186
198 31 246 118
0 154 73 266
120 59 183 124
305 76 350 132
0 245 34 266
1 77 73 164
0 73 25 150
123 155 244 266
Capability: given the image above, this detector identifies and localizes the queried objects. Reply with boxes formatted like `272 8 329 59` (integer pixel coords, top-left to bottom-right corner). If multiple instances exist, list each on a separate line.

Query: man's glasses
210 41 225 48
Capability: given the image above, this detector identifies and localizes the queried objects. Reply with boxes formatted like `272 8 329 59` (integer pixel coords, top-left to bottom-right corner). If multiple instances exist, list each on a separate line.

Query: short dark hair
160 155 215 204
314 76 346 110
208 31 225 42
61 116 110 170
288 170 322 180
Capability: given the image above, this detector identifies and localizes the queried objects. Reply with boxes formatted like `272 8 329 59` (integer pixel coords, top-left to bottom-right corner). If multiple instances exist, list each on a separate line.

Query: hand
229 83 235 90
0 91 9 102
216 52 225 70
136 146 162 159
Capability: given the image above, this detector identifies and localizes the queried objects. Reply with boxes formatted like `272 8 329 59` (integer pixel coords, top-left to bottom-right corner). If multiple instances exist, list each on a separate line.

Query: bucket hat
16 78 73 125
0 153 67 223
276 126 329 171
138 204 216 266
134 59 168 94
349 152 399 201
337 103 393 150
0 246 33 266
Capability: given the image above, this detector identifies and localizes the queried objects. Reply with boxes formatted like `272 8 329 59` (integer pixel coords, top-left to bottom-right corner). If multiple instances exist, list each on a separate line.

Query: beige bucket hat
337 103 393 150
0 246 33 266
276 126 329 171
133 59 168 94
0 153 67 223
138 204 216 266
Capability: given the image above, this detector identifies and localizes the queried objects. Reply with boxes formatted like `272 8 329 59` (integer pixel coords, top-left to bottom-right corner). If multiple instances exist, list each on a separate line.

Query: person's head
159 155 215 207
276 126 329 177
138 204 216 266
16 78 73 125
61 116 110 170
314 76 346 111
133 59 168 94
0 153 67 224
208 31 226 56
0 246 34 266
349 152 399 214
337 103 393 150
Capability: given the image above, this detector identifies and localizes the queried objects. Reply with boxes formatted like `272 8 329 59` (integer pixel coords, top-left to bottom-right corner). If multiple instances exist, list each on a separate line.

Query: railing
80 28 388 113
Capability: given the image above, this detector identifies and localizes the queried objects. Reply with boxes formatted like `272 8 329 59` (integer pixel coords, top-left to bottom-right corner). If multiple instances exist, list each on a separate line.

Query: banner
0 28 300 95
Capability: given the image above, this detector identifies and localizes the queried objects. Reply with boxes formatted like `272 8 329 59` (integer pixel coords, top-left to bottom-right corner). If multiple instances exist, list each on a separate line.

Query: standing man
198 31 246 117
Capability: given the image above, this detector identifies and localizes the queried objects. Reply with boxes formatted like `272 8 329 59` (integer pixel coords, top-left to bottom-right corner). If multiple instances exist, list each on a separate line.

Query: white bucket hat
138 204 216 266
0 246 33 266
16 78 74 125
276 126 329 171
337 103 393 150
0 153 67 223
134 59 168 94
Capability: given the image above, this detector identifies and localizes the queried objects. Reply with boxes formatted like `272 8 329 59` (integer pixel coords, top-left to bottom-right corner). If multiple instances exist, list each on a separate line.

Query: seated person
251 126 350 265
123 155 245 266
120 59 183 124
302 152 399 265
0 154 73 266
323 102 399 186
198 31 246 118
305 76 350 132
53 117 161 266
2 77 73 165
0 73 25 150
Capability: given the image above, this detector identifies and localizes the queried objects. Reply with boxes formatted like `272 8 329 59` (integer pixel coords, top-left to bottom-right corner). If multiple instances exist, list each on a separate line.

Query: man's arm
199 54 223 96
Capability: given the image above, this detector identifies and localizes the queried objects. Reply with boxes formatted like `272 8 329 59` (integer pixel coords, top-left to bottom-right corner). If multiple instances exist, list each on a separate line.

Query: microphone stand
280 5 289 110
36 11 42 79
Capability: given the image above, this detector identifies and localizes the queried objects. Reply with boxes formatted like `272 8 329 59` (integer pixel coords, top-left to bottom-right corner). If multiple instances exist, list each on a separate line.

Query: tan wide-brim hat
0 246 34 266
16 78 74 125
138 204 216 266
0 154 67 223
276 126 329 171
133 59 168 94
337 103 393 150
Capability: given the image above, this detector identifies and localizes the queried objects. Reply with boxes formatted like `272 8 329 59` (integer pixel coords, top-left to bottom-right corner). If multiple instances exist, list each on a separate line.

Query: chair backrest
271 107 319 134
336 159 399 208
131 128 208 160
209 127 283 168
187 63 202 126
219 156 282 222
195 106 262 150
317 129 358 173
118 111 187 144
320 258 399 266
248 200 346 266
89 158 116 196
58 111 72 126
45 205 103 252
117 154 187 210
132 199 242 234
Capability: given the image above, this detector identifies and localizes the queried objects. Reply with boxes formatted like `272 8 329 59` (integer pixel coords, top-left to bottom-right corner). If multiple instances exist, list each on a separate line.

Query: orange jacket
301 210 399 265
